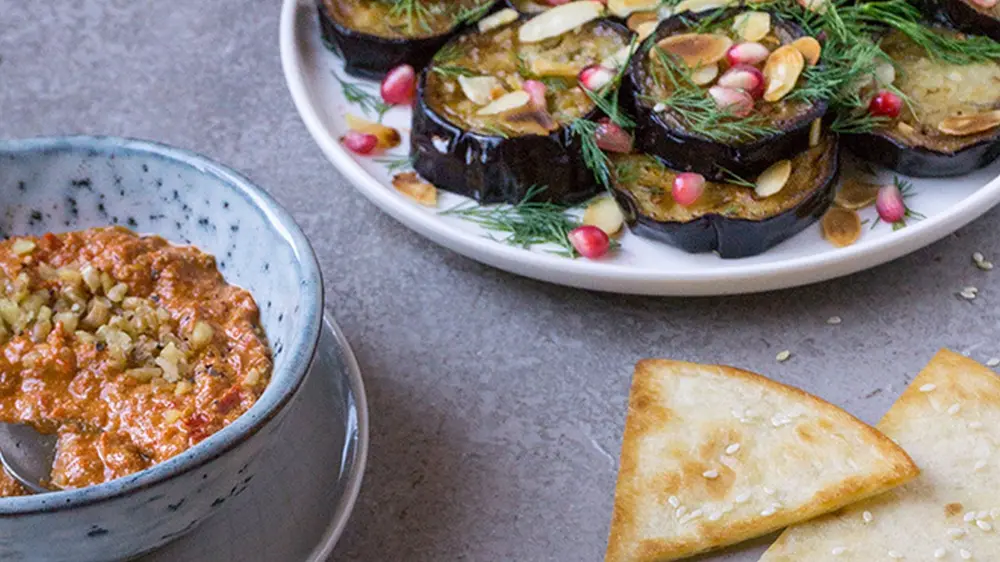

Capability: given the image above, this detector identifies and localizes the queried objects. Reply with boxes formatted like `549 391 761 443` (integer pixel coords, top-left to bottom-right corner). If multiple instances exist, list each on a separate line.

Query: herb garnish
333 71 392 122
453 1 495 26
570 119 613 189
388 0 432 34
375 153 417 172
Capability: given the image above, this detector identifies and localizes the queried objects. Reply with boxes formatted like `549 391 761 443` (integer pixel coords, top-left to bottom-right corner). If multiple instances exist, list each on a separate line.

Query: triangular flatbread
761 349 1000 561
606 359 918 562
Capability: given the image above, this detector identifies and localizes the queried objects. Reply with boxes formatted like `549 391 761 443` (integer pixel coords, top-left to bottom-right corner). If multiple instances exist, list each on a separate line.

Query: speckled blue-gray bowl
0 136 323 561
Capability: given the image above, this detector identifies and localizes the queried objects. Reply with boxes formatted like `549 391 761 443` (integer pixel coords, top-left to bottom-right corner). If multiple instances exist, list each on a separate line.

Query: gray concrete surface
2 2 998 561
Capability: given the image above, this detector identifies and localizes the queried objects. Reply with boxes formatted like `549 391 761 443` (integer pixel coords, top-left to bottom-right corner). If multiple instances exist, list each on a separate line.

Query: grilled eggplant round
318 0 500 79
624 9 828 181
411 11 631 204
843 29 1000 177
610 135 840 258
939 0 1000 41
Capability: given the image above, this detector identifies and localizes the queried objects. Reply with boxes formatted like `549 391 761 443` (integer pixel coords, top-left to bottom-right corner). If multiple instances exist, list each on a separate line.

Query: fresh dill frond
582 36 639 130
453 1 495 26
715 166 756 188
375 153 417 172
433 43 463 65
332 71 393 121
431 64 478 78
570 119 613 189
389 0 432 34
830 111 888 134
440 185 581 256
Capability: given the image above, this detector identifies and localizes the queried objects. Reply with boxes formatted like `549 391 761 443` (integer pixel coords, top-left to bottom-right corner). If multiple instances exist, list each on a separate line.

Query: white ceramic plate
139 314 368 562
280 0 1000 296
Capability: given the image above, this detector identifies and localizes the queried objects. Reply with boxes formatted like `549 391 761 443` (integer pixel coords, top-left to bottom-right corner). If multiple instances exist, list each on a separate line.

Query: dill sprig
388 0 432 34
375 153 416 172
843 0 1000 65
332 71 392 122
582 36 639 130
441 185 582 256
716 166 756 188
431 65 478 78
454 1 494 26
570 119 613 189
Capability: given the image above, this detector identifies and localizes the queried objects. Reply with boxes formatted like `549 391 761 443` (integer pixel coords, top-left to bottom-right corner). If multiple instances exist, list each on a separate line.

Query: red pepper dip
0 227 272 495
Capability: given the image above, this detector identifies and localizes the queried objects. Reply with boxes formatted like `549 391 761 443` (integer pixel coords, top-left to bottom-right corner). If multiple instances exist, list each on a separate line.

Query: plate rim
279 0 1000 295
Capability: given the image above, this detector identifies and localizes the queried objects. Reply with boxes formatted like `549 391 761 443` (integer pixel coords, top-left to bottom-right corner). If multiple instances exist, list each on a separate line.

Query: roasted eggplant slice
318 0 500 78
843 29 1000 177
610 135 840 258
411 6 631 204
624 9 828 180
939 0 1000 41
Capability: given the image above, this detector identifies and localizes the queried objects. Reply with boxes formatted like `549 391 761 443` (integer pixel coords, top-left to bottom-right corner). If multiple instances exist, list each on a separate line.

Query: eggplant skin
938 0 1000 41
317 1 498 79
411 72 602 204
624 10 828 181
611 141 840 259
842 129 1000 177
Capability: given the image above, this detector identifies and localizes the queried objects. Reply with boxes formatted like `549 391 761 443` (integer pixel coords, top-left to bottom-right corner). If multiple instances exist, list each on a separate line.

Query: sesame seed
764 486 776 496
960 287 978 300
889 550 904 559
977 510 988 520
761 507 776 516
653 102 666 112
973 252 994 271
974 460 988 472
960 549 972 560
863 511 874 523
832 546 846 555
969 421 984 429
676 506 688 518
735 491 751 504
988 358 1000 368
935 548 947 559
776 350 791 362
703 469 719 479
976 520 992 531
725 443 741 455
965 512 977 522
771 413 792 427
827 316 842 325
668 496 680 508
920 384 938 392
990 508 1000 520
948 403 962 415
947 528 966 539
707 512 722 521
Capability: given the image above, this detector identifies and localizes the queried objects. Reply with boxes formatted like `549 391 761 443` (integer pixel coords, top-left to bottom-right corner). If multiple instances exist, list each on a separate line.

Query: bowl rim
0 135 324 514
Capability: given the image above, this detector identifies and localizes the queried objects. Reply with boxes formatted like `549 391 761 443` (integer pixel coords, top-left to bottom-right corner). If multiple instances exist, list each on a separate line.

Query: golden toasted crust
606 359 918 562
761 350 1000 561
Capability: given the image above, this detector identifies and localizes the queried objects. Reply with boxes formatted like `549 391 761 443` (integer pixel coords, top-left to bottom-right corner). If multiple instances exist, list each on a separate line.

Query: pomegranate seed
876 183 906 223
972 0 998 7
594 118 633 153
343 131 378 155
708 86 754 117
568 225 611 259
717 65 765 99
868 90 903 119
726 42 770 66
522 79 548 108
578 65 615 92
672 173 706 207
380 64 416 105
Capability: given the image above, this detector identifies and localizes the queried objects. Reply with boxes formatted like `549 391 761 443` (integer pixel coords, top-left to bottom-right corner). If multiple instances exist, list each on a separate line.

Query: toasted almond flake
477 90 531 116
162 409 183 424
392 172 438 206
735 491 751 503
478 8 519 33
458 75 504 106
519 1 605 43
690 63 720 85
827 316 842 325
836 177 880 210
583 196 625 236
822 207 862 248
775 350 791 363
938 110 1000 137
608 0 660 17
762 45 805 102
976 520 992 531
656 33 733 68
863 510 874 523
703 469 719 479
831 547 847 555
725 443 741 455
948 403 962 415
935 548 947 559
345 114 401 149
809 117 822 147
889 551 903 559
960 549 972 560
668 495 680 507
733 11 770 42
11 239 36 256
674 0 736 13
920 383 938 392
791 36 822 66
756 159 792 198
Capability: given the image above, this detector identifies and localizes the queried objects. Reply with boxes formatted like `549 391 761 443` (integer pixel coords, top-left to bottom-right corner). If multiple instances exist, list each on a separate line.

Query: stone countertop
2 2 999 560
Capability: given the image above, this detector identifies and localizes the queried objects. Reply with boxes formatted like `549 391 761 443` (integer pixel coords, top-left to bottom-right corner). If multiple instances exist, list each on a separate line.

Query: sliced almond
392 172 438 207
809 118 822 148
583 196 626 235
790 36 821 66
636 21 658 40
835 177 880 210
937 110 1000 137
601 44 639 70
656 33 733 69
478 90 531 115
458 75 504 105
897 121 916 136
497 104 559 135
530 58 583 78
733 12 771 42
822 207 861 248
762 45 805 102
478 8 519 33
518 1 605 44
626 11 658 33
690 63 719 85
674 0 737 14
608 0 661 18
755 159 792 198
345 114 401 149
